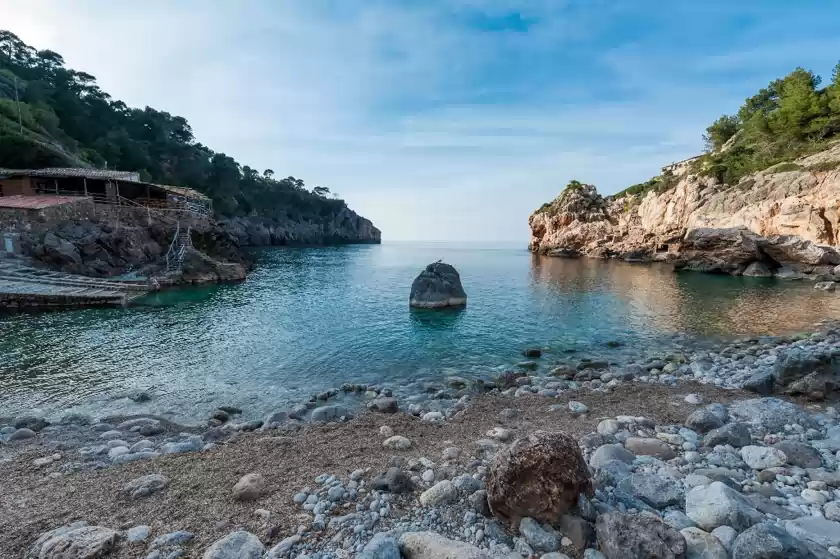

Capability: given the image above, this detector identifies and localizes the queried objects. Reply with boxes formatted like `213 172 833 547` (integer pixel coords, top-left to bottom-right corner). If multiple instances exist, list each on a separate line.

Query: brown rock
485 431 592 528
232 473 265 501
624 437 676 460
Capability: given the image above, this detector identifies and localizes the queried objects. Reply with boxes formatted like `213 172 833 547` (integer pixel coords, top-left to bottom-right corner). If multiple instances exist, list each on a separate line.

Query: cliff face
529 143 840 276
221 207 381 247
14 209 248 284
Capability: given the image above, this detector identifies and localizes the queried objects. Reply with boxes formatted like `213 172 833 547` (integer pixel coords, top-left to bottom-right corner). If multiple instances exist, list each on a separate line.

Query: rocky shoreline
3 330 840 558
528 143 840 281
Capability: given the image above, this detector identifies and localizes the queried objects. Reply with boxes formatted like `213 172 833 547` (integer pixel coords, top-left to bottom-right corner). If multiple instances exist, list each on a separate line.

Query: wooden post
83 177 88 197
54 179 59 194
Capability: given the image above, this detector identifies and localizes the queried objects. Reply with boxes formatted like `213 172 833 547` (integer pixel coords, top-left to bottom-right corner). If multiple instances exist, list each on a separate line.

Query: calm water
1 242 838 422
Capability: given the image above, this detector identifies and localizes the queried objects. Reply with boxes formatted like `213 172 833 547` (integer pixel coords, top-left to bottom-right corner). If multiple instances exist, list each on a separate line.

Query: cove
1 241 838 422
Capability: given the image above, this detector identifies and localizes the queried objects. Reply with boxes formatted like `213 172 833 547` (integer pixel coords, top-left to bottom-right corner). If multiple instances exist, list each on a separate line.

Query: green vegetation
700 62 840 185
0 30 350 220
769 162 804 173
535 180 586 213
807 159 840 172
612 169 679 201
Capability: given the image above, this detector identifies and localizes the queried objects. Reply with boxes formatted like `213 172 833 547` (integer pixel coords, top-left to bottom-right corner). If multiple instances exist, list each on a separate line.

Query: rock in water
486 431 592 527
26 522 121 559
202 531 264 559
595 512 687 559
398 531 490 559
409 262 467 308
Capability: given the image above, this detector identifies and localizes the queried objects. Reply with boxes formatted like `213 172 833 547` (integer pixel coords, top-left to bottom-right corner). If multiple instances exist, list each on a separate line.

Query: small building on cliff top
0 167 211 217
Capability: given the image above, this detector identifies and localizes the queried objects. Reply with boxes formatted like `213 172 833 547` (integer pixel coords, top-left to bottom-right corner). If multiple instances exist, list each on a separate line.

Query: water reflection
531 255 840 336
409 307 466 330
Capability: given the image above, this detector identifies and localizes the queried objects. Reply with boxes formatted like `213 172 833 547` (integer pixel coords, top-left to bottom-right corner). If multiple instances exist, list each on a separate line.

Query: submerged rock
409 262 468 308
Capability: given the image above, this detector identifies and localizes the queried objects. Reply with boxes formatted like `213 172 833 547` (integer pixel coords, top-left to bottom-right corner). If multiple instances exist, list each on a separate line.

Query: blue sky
2 1 840 241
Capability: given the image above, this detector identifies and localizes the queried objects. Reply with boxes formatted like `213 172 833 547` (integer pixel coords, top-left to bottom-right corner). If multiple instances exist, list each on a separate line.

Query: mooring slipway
0 260 153 309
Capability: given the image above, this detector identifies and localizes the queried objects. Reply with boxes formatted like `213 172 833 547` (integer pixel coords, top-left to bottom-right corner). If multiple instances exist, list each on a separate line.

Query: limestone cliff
529 143 840 277
14 209 248 284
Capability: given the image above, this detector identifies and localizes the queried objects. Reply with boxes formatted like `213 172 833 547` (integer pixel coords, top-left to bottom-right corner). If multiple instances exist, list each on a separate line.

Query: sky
1 1 840 242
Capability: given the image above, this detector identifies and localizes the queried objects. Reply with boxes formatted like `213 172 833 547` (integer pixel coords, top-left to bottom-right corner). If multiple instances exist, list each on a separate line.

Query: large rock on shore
409 262 468 309
772 350 840 400
26 522 121 559
485 431 592 527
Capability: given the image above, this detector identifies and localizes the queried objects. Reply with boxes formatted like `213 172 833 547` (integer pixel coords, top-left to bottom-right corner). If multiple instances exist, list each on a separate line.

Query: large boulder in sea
409 262 467 309
485 431 592 528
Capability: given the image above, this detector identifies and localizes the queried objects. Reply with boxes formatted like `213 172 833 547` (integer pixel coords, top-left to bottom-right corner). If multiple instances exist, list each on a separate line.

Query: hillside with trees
700 62 840 185
608 62 840 201
0 30 359 224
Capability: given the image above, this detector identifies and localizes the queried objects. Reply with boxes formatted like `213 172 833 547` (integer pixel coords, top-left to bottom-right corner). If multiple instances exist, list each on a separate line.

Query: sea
2 241 838 423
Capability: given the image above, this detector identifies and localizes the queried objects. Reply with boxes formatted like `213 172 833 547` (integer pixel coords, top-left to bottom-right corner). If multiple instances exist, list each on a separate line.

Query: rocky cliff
13 209 248 284
220 208 381 247
529 143 840 278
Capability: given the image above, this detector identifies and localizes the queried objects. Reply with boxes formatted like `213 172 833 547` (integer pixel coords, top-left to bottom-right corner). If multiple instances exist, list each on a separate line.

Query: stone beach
3 328 840 558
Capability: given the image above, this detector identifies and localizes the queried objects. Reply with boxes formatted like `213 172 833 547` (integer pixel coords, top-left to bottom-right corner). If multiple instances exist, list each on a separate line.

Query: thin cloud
1 0 838 241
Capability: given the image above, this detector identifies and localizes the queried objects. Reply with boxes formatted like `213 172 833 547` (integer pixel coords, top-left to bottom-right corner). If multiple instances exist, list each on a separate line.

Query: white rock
419 481 459 506
383 436 412 450
568 401 588 414
711 525 738 552
486 427 512 441
684 394 703 405
422 412 444 422
422 470 435 483
740 445 787 470
379 425 394 437
597 420 621 436
680 527 728 559
203 530 264 559
107 446 129 459
127 525 151 542
802 489 829 506
398 531 489 558
685 482 764 531
232 473 265 502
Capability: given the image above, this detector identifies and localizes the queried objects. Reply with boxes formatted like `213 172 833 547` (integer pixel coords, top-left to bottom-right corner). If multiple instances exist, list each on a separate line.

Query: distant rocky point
409 262 468 309
529 143 840 279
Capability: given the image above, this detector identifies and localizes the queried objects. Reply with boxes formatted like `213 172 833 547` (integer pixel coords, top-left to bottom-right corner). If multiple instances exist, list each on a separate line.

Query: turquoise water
2 242 839 422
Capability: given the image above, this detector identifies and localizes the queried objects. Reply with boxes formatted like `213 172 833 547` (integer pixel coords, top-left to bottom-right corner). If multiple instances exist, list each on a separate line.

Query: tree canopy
700 62 840 185
0 30 349 221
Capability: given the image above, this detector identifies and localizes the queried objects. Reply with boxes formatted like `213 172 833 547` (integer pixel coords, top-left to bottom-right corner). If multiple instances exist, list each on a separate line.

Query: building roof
0 195 88 210
0 167 140 181
0 168 210 202
157 184 210 201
